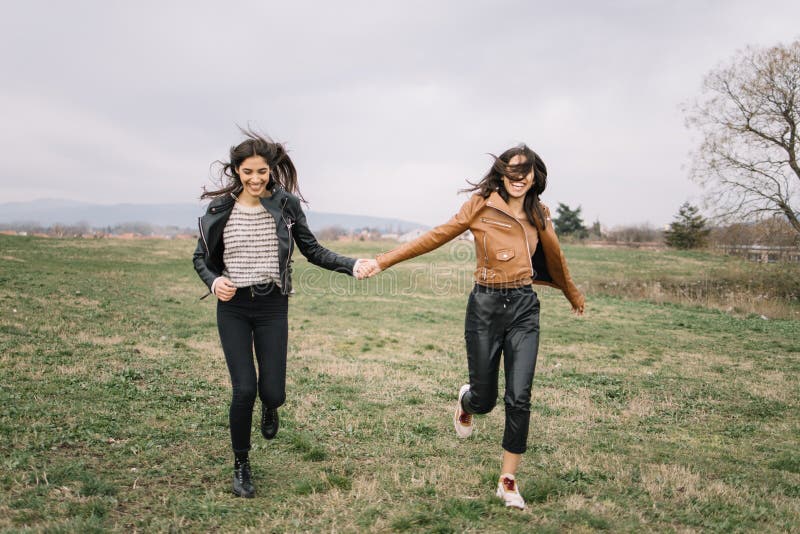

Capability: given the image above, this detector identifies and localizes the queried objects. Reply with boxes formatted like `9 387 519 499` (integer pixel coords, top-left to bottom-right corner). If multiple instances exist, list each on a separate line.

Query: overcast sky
1 1 798 228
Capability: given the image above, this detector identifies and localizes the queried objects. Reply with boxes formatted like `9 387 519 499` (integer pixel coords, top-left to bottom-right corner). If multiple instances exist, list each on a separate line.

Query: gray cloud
2 0 799 227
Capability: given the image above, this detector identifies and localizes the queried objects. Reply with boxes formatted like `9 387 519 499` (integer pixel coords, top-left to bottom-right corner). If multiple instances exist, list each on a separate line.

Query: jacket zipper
482 233 489 280
480 217 513 229
198 217 210 257
281 198 294 290
487 205 534 278
197 217 213 299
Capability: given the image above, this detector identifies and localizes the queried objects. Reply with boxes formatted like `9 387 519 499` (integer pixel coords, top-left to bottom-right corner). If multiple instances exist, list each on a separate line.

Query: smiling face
237 155 270 200
502 154 534 199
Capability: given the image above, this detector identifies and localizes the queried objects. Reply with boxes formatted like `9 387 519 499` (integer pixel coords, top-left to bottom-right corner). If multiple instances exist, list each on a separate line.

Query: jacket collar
206 192 236 214
485 191 516 217
206 186 289 214
486 191 551 231
259 186 288 209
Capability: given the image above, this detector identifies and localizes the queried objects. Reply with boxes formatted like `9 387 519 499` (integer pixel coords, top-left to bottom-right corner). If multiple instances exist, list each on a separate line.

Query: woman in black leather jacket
192 129 367 498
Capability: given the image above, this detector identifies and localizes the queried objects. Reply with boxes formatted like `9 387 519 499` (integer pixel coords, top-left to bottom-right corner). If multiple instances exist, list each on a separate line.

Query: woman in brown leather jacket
362 144 584 509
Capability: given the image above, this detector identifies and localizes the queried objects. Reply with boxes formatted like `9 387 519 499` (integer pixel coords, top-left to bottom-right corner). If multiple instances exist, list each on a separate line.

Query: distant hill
0 199 427 233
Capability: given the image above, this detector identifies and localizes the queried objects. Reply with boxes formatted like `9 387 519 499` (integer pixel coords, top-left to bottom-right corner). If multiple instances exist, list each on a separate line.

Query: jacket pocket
495 248 515 261
480 217 512 229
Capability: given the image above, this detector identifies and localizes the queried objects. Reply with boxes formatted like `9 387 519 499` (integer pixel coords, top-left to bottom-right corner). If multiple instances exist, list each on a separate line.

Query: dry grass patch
546 388 603 423
72 333 125 346
622 394 657 418
642 463 702 503
746 371 793 401
315 359 391 382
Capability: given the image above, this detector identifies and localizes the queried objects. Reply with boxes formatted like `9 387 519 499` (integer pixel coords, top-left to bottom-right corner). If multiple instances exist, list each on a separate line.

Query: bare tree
711 217 798 248
606 224 663 244
685 39 800 237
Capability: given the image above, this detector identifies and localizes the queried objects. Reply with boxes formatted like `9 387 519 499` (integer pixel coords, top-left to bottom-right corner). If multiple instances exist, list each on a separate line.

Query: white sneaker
453 384 473 438
496 474 525 509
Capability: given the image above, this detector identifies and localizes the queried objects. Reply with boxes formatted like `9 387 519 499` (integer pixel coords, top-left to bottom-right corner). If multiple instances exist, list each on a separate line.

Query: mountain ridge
0 199 427 233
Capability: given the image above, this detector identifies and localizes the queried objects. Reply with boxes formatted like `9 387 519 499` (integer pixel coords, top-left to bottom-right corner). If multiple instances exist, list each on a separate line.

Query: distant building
717 244 800 263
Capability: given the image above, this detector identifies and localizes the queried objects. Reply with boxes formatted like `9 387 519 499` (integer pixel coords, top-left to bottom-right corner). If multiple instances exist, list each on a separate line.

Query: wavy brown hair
201 127 304 202
463 144 548 229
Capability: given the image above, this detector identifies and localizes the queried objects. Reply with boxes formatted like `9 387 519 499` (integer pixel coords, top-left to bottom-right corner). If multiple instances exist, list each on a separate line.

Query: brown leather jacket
376 192 585 311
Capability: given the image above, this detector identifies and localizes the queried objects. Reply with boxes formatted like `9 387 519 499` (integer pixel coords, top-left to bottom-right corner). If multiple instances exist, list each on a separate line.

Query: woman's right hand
213 277 237 301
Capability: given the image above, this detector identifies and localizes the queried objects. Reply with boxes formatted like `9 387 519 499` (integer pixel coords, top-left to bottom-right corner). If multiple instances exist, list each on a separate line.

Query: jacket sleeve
290 197 357 275
376 195 476 270
541 204 585 311
192 236 220 290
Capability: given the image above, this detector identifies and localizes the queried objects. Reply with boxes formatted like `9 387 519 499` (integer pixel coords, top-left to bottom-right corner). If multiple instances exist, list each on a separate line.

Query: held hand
354 259 370 280
214 277 236 301
361 259 382 278
353 259 379 279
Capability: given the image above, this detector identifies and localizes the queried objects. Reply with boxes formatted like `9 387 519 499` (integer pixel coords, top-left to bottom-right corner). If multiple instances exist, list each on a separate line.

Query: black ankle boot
261 405 279 440
232 460 255 498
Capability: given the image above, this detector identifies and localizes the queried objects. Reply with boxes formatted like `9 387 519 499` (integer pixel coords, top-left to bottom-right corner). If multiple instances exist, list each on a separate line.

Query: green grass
0 235 798 532
568 244 800 318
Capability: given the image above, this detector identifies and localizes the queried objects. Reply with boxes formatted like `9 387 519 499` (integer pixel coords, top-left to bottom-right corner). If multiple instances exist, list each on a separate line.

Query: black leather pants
461 284 540 454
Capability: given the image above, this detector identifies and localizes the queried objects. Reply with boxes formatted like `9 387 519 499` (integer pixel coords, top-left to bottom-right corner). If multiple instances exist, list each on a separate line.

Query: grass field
1 235 799 532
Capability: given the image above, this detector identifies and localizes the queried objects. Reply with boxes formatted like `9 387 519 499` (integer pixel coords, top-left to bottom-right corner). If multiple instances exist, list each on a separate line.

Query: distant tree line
0 221 398 240
315 226 405 241
3 202 795 252
0 221 195 237
605 224 663 245
548 200 796 251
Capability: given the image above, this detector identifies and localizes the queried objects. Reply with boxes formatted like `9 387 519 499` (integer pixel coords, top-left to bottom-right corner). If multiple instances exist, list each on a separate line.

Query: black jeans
216 284 288 454
461 284 540 454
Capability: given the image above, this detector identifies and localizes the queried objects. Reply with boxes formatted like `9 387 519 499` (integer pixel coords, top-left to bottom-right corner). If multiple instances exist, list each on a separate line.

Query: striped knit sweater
222 202 281 288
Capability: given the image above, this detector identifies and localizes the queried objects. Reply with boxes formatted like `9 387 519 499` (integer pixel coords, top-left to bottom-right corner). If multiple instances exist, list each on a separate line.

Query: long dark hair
201 127 304 202
463 144 548 229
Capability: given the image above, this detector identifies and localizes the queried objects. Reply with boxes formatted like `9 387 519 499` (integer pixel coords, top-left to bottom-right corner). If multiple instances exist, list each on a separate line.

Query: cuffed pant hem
502 444 527 455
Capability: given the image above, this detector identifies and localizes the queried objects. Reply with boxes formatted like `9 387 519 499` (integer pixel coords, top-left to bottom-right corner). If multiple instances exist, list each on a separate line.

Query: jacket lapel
260 191 290 241
485 191 515 217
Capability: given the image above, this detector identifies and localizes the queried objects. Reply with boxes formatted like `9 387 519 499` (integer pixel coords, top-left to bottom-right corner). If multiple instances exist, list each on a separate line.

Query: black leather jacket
192 186 357 299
